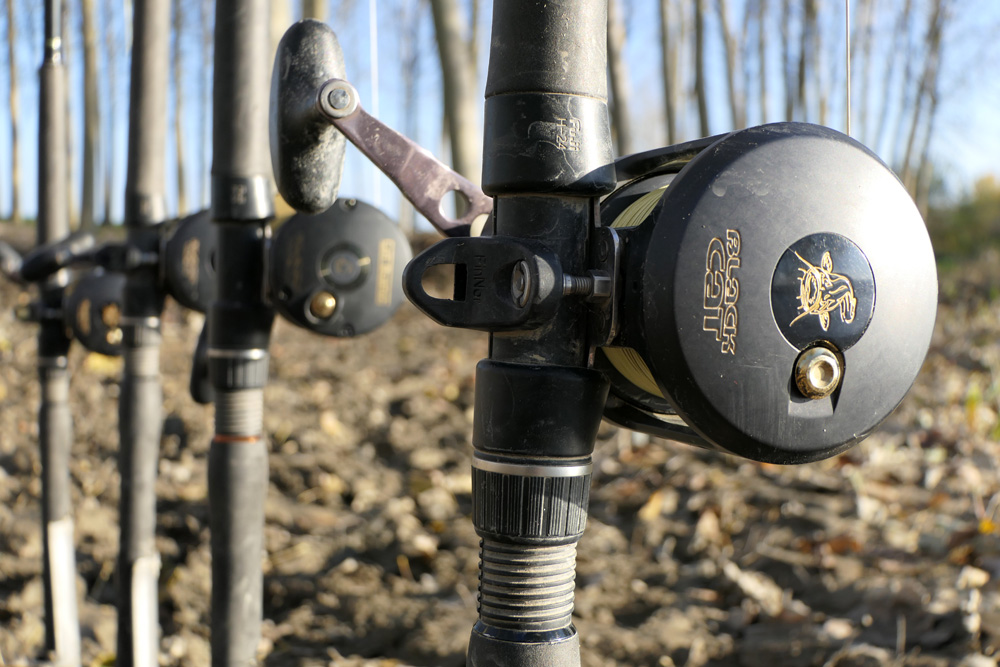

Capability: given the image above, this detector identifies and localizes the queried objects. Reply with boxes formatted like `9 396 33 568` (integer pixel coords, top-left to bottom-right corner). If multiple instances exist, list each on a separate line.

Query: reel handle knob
270 19 348 214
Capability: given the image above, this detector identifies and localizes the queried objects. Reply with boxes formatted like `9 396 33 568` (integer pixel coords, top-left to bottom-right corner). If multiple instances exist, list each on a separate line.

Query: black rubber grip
472 468 591 543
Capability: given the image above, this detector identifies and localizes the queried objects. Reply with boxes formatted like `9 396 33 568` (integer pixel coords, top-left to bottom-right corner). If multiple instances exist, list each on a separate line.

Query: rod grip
208 437 268 666
116 344 163 666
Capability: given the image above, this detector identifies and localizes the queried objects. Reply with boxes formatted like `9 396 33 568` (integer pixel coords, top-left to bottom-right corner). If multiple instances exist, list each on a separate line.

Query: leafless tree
781 0 794 121
901 0 948 194
659 0 678 144
200 0 212 207
716 0 745 129
608 0 635 154
850 0 876 143
429 0 480 184
81 0 99 230
694 0 709 136
873 0 913 153
63 0 78 228
302 0 328 21
397 0 425 234
6 0 20 224
173 0 187 216
102 0 118 225
757 0 768 124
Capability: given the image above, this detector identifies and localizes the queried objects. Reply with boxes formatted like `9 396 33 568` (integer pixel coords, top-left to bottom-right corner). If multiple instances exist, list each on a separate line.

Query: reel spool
63 270 126 357
269 198 411 337
162 210 216 312
600 123 937 464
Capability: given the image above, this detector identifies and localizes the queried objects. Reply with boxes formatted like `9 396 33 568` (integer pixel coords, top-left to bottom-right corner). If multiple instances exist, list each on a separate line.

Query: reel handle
20 231 96 282
271 21 490 238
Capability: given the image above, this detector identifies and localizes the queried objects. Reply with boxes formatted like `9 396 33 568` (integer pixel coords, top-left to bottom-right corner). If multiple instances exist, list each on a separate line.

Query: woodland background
2 1 1000 665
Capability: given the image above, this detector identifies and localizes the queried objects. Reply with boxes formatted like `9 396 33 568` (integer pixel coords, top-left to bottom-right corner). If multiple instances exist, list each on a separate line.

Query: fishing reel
269 21 936 463
13 264 127 357
162 209 216 313
16 211 219 364
268 198 410 337
62 270 127 356
406 124 937 464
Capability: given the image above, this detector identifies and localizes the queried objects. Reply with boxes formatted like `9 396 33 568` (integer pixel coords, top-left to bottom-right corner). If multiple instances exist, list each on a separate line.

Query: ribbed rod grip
479 540 578 632
214 388 264 437
472 466 591 541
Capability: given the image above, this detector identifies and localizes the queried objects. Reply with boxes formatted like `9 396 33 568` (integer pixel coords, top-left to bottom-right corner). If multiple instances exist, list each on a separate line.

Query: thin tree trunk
81 0 98 230
173 0 187 216
901 0 946 194
102 0 115 225
796 0 812 120
398 0 422 235
63 0 78 229
781 0 794 121
811 0 827 126
270 0 290 71
608 0 634 154
302 0 327 20
758 0 768 124
873 0 912 154
429 0 480 183
469 0 479 76
659 0 677 144
694 0 709 136
716 0 744 129
6 0 20 224
201 0 212 207
855 0 876 144
915 90 939 217
739 0 753 125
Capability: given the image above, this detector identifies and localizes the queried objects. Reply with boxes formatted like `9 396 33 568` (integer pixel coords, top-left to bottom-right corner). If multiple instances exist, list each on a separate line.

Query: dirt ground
1 225 999 666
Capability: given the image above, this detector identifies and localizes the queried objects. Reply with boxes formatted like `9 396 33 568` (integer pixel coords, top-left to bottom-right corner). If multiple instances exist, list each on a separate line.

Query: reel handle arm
19 233 159 283
19 231 96 282
316 79 491 238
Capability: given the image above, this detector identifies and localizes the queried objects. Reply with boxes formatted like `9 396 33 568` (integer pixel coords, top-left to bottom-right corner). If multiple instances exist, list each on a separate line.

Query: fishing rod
19 2 211 661
34 0 81 661
22 10 411 661
270 1 937 664
206 1 417 658
116 0 170 661
205 0 274 659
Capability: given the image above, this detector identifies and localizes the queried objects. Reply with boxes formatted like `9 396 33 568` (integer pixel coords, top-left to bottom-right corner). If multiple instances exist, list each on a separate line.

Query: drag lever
316 79 491 238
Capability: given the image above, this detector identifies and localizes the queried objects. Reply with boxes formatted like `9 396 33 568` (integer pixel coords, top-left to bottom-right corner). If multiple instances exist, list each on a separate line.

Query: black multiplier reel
407 123 937 464
269 198 410 337
13 233 128 357
268 19 936 465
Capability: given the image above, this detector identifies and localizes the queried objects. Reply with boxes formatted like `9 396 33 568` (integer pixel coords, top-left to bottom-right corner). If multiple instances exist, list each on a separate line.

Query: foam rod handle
270 20 347 214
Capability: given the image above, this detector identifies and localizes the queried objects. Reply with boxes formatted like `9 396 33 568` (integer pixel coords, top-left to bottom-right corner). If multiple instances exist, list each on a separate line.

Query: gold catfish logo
791 250 857 331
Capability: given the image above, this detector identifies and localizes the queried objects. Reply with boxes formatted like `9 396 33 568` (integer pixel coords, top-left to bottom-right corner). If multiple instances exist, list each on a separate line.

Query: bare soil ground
1 226 999 666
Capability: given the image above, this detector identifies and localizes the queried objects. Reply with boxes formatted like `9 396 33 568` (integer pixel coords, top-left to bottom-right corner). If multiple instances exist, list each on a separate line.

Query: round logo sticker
770 233 875 351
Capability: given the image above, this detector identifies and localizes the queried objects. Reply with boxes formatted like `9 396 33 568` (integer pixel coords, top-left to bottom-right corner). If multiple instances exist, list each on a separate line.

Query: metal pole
207 0 275 663
37 0 81 662
467 2 614 665
116 0 169 663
